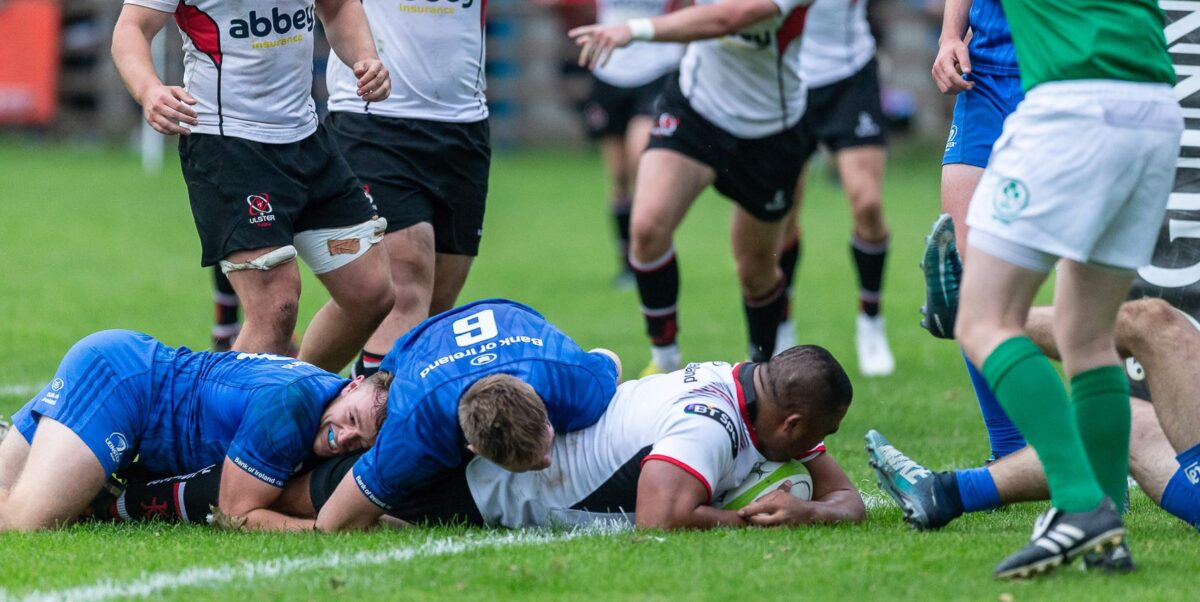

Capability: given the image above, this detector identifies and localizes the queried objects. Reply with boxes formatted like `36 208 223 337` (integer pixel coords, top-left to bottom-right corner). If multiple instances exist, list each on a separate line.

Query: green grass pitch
0 139 1195 601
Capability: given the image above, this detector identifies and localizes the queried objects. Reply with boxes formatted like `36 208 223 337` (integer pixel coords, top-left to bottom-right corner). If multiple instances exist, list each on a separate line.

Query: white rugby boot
856 313 895 376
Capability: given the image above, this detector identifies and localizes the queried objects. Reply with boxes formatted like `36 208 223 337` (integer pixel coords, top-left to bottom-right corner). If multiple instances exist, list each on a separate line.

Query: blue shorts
942 70 1024 168
12 330 159 475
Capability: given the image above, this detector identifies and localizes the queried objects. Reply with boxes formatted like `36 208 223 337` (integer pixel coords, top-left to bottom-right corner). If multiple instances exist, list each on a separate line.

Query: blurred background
0 0 953 149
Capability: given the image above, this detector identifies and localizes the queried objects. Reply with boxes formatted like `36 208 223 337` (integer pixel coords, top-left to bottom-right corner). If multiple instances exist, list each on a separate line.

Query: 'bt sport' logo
229 6 316 39
247 193 276 227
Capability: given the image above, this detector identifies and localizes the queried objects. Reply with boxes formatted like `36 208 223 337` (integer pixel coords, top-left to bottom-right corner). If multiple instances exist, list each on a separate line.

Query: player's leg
939 164 982 254
0 426 31 496
629 148 714 374
1128 398 1176 506
221 250 302 355
0 419 106 531
353 223 436 376
211 267 240 352
775 201 802 356
600 135 635 285
302 241 394 372
730 205 788 363
430 253 474 315
837 145 894 376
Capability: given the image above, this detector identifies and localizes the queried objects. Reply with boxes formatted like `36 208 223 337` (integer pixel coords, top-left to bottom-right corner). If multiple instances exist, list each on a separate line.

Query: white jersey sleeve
326 0 487 122
592 0 684 87
799 0 876 88
643 399 746 502
677 0 814 138
125 0 320 143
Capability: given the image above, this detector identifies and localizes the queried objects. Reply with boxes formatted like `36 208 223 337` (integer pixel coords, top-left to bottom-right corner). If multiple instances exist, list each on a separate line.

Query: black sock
109 464 223 524
851 234 889 317
212 268 240 348
613 200 632 272
778 238 801 322
353 349 387 378
632 249 680 347
934 471 966 519
743 279 787 362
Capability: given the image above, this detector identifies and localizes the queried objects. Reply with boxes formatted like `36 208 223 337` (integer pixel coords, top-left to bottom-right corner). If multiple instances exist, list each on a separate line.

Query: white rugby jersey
678 0 814 139
466 362 825 528
126 0 320 143
593 0 684 88
326 0 487 122
800 0 875 88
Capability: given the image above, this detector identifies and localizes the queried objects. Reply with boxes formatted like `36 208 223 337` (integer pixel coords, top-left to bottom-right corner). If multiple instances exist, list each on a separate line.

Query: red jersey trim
776 5 810 55
643 454 713 503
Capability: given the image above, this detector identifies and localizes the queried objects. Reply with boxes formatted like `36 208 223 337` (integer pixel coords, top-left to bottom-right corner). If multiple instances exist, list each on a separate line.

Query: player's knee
1120 298 1175 334
629 217 672 261
734 255 781 298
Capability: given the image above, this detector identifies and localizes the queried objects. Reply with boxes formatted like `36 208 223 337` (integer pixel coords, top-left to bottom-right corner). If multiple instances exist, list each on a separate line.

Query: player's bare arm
217 457 317 531
569 0 781 69
736 453 866 526
316 0 390 102
314 469 386 532
636 459 747 529
932 0 973 94
111 5 198 135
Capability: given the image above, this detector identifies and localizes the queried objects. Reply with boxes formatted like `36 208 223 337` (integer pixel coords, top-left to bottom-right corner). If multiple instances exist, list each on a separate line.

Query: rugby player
776 0 894 376
947 0 1182 577
0 330 387 531
869 298 1200 563
569 0 818 373
322 0 493 378
577 0 684 287
922 0 1027 462
112 0 394 371
125 347 865 530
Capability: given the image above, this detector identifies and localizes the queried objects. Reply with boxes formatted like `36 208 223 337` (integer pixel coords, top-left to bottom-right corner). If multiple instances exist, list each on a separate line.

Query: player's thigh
0 428 31 493
431 253 474 315
1129 397 1179 504
1050 260 1135 373
599 136 630 187
940 164 984 252
383 223 437 294
624 116 655 177
629 149 714 249
223 247 303 314
3 418 106 530
956 247 1048 363
730 206 787 295
314 242 394 310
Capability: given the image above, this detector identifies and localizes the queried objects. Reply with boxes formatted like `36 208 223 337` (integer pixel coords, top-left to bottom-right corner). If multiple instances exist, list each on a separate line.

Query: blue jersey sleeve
529 350 618 433
350 389 464 510
225 381 324 487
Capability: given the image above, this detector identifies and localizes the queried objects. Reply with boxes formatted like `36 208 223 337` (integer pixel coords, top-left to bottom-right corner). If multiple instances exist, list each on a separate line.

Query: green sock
982 336 1104 512
1071 365 1131 510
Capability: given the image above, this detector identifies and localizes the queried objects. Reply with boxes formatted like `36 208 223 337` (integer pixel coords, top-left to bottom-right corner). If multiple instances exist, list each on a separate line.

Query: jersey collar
733 362 762 451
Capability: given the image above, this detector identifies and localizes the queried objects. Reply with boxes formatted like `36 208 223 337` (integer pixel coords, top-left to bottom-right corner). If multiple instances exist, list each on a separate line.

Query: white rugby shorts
966 80 1183 272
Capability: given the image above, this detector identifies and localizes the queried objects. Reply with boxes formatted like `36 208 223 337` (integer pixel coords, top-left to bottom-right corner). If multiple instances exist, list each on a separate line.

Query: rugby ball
716 460 812 510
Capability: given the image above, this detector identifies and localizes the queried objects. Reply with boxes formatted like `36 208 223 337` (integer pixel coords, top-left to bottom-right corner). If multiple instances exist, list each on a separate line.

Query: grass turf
0 138 1195 600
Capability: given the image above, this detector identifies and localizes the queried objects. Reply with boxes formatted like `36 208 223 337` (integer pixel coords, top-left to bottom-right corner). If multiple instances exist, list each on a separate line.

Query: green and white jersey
1000 0 1175 91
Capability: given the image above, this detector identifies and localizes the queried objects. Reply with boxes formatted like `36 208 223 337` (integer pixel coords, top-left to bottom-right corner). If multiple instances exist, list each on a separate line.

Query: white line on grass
7 528 605 602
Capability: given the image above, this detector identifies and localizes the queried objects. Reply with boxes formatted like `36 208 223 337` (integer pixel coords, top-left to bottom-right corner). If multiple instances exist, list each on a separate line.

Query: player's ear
782 413 805 437
342 374 365 395
467 443 479 456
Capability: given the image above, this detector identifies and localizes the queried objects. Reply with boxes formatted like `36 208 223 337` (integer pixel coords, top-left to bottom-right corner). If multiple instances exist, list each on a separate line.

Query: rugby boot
640 344 681 378
993 498 1125 580
856 314 895 376
919 214 961 339
865 429 962 530
1082 540 1135 574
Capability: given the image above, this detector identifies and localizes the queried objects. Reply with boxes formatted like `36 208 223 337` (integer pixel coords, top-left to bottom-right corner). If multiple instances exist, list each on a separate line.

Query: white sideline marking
5 529 598 602
0 383 41 397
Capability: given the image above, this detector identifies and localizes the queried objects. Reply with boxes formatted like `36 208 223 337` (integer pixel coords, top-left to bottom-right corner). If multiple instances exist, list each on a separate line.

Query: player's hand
354 59 391 102
568 24 633 70
139 84 198 135
735 481 816 526
931 37 973 95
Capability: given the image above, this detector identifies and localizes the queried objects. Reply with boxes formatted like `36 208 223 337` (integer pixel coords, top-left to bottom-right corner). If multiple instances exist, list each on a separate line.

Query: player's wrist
627 18 656 41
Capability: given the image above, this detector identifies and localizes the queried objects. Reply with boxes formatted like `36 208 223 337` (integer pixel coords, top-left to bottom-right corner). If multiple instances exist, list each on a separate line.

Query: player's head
459 374 554 473
313 371 392 458
753 345 853 461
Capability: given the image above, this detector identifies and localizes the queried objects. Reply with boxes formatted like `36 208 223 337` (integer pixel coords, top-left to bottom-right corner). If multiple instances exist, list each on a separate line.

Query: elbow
841 490 868 523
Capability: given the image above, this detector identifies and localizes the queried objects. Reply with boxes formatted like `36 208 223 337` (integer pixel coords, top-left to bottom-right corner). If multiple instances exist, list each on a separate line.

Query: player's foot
919 214 961 340
856 314 895 376
612 268 636 291
1082 540 1135 574
865 429 962 530
993 498 1125 580
774 319 796 357
640 344 681 378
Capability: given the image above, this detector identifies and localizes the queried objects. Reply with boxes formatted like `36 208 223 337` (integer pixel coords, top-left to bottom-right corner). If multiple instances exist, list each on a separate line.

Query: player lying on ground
0 330 387 531
90 299 622 532
869 298 1200 564
113 347 864 530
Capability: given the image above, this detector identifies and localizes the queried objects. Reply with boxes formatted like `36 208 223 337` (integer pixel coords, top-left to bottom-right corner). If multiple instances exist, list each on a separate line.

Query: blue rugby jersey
357 299 620 510
967 0 1018 75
